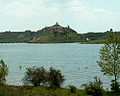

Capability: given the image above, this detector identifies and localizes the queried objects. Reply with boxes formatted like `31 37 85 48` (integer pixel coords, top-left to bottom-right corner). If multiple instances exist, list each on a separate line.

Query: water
0 43 111 89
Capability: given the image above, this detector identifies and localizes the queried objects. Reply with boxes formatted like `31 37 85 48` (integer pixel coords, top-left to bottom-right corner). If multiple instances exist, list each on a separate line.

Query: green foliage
110 80 120 92
97 29 120 91
84 77 105 96
80 39 107 44
0 85 25 96
69 85 77 93
48 67 65 88
106 91 120 96
1 85 120 96
0 24 120 43
23 67 65 88
23 66 48 86
0 32 35 43
0 85 89 96
80 32 108 41
34 25 79 43
0 59 8 85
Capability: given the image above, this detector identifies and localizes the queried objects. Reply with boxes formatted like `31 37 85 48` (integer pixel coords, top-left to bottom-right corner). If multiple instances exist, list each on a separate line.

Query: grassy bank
0 85 120 96
0 85 87 96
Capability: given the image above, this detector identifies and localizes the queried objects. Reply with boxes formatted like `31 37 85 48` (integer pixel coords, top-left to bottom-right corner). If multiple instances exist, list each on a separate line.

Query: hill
31 22 79 43
0 31 35 43
0 23 120 43
79 31 120 44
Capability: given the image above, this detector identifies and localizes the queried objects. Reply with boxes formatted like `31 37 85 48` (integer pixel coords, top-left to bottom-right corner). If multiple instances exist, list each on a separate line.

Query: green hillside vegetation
31 22 79 43
0 23 120 43
0 31 35 43
80 32 108 40
79 32 120 44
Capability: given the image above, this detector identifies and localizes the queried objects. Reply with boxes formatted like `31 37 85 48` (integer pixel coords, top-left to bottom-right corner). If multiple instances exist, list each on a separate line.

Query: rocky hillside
31 22 79 43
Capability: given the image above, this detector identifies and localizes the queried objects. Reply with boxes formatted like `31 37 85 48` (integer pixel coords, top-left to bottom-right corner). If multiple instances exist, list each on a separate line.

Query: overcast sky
0 0 120 33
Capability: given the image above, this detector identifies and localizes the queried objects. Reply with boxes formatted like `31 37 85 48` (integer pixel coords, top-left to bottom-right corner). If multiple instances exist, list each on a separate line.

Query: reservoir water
0 43 111 89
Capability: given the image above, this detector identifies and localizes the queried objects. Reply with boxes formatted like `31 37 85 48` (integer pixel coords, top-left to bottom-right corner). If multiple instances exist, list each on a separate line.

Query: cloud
0 0 63 21
1 0 41 19
118 3 120 6
0 0 120 32
0 0 118 20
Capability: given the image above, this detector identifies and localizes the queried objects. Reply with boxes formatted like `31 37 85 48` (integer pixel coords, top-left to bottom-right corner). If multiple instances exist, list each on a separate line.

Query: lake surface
0 43 111 89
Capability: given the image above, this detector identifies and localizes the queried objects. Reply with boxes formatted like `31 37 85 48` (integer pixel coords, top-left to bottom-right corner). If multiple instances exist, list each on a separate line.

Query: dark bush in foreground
23 66 65 88
23 66 48 86
69 85 76 93
48 67 64 88
0 59 8 85
111 80 120 92
84 77 105 96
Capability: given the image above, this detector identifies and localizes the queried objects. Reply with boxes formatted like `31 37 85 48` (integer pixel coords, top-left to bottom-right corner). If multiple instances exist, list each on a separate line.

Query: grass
0 85 120 96
106 91 120 96
0 85 87 96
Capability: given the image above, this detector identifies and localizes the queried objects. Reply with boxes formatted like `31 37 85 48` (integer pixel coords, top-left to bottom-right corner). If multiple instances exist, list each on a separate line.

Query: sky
0 0 120 33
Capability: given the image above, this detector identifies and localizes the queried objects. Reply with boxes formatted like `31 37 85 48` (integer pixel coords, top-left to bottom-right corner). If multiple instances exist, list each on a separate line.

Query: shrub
48 67 64 88
0 59 8 85
23 66 65 88
69 85 76 93
84 77 105 96
110 80 120 92
23 66 48 86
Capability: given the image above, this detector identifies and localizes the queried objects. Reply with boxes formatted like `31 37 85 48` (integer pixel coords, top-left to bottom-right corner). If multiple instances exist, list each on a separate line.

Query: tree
84 77 105 96
0 59 8 85
48 67 64 88
69 85 77 93
23 66 65 88
97 29 120 91
23 66 48 86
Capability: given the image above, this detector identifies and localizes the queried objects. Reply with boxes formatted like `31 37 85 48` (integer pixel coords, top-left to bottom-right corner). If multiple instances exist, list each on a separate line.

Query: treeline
0 30 120 43
0 23 120 43
79 31 120 43
0 31 35 43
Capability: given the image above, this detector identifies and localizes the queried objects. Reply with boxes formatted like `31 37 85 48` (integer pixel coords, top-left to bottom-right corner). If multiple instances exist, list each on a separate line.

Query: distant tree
25 30 31 32
23 66 48 86
0 59 8 85
48 67 64 88
97 29 120 92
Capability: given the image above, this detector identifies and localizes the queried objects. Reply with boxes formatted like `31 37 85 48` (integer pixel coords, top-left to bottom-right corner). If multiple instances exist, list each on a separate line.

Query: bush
110 80 120 92
23 66 65 88
84 77 105 96
23 66 48 86
48 67 64 88
69 85 76 93
0 59 8 85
